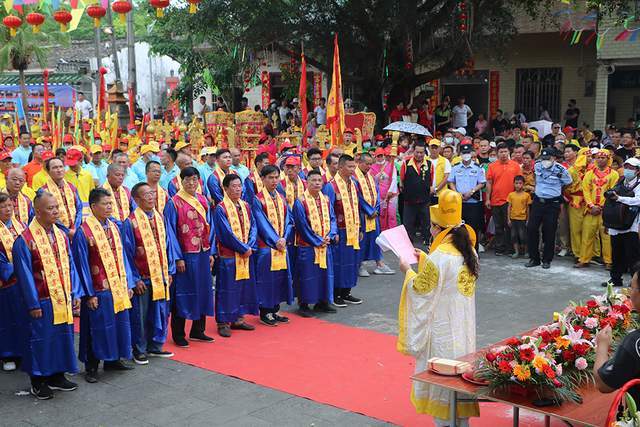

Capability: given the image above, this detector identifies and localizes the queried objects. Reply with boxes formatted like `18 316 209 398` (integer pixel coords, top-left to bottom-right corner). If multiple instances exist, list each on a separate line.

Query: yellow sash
324 169 334 182
355 167 378 232
260 189 287 271
176 189 207 223
133 208 169 301
45 178 76 229
251 170 264 194
103 182 130 221
303 190 330 269
223 195 251 280
335 174 360 249
0 220 23 262
85 216 132 314
13 193 29 224
30 221 73 325
285 176 304 207
155 186 167 212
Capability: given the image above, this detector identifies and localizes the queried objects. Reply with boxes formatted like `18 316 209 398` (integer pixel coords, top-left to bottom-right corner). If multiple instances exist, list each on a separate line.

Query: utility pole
126 5 136 99
94 26 101 69
148 55 154 117
105 0 122 83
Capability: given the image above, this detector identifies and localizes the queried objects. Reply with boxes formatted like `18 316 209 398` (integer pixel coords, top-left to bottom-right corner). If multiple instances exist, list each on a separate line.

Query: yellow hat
140 144 160 155
90 145 103 154
429 138 443 147
174 140 191 151
1 113 11 119
200 146 217 156
430 189 462 228
70 144 87 154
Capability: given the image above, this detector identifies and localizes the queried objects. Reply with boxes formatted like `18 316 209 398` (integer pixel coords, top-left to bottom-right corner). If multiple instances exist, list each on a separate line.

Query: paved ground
0 251 613 426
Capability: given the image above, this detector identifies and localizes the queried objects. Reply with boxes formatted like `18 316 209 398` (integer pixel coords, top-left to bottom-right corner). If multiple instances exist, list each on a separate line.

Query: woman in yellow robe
398 189 480 426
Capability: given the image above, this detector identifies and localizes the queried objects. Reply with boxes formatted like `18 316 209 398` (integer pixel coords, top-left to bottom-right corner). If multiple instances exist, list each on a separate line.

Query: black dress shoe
542 262 550 269
273 314 289 323
297 305 314 318
104 360 134 371
173 337 190 347
313 302 337 313
85 370 98 383
230 321 255 331
189 333 215 343
525 260 541 268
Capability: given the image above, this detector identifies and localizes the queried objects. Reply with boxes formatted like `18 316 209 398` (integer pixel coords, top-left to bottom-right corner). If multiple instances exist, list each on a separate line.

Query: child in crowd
507 175 532 258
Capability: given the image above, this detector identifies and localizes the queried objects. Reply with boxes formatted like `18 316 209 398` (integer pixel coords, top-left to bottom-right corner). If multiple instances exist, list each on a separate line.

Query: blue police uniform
448 161 486 240
527 159 572 267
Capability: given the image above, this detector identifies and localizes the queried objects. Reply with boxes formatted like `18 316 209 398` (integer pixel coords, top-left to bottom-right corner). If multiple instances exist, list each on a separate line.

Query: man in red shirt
23 142 44 187
485 142 521 255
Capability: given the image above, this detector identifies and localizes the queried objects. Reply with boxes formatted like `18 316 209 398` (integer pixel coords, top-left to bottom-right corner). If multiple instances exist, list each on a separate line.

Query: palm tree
0 11 68 124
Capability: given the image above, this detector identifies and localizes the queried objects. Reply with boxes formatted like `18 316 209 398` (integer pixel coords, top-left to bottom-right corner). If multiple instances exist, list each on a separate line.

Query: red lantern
3 15 22 37
187 0 200 14
26 12 45 34
86 5 107 28
149 0 170 17
53 9 72 32
111 0 132 24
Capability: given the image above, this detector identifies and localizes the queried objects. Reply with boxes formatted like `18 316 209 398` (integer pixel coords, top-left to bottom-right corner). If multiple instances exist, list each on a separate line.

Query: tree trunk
18 67 28 132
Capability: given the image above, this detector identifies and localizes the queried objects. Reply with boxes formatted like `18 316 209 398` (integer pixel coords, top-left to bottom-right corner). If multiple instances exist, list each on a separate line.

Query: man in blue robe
292 170 338 317
354 152 395 277
252 165 294 326
167 152 208 198
123 182 175 365
13 191 82 400
0 192 27 371
206 148 232 205
323 154 363 307
242 152 270 202
165 167 216 347
72 188 135 383
213 173 258 337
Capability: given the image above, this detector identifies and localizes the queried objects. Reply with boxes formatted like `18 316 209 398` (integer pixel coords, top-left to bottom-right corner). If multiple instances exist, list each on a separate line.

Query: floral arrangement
474 285 638 404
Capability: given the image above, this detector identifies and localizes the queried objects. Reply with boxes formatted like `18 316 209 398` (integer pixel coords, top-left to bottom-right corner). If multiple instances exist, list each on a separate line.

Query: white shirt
429 156 452 187
75 99 93 120
452 104 472 128
278 106 290 124
314 106 327 125
609 177 640 236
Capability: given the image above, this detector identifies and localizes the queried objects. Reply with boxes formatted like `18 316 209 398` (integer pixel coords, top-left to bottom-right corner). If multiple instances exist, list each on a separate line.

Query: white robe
397 235 479 421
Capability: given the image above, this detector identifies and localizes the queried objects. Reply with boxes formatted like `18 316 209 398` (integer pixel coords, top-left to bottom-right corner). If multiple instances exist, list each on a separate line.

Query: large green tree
143 0 636 122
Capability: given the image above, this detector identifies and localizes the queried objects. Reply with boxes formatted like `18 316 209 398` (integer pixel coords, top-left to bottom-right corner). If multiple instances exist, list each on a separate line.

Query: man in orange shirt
485 142 521 255
23 142 44 187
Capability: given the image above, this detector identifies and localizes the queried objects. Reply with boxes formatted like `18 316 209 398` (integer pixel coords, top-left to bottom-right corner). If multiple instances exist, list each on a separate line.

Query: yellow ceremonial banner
354 167 378 232
223 196 251 280
303 190 330 269
133 208 169 301
30 221 74 325
85 216 131 313
326 34 345 146
335 174 360 249
260 189 287 271
285 177 304 208
0 221 22 262
46 178 76 229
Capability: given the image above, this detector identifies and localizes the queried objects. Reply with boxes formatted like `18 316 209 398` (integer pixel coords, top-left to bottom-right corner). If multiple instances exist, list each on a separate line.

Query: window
515 68 562 122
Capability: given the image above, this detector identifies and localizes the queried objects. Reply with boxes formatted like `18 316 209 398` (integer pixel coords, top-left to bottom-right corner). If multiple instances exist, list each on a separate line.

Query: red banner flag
43 69 49 124
298 53 308 134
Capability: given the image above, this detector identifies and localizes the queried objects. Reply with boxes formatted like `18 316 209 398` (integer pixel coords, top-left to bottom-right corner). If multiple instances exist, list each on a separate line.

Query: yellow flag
326 34 345 147
3 0 12 14
69 7 85 32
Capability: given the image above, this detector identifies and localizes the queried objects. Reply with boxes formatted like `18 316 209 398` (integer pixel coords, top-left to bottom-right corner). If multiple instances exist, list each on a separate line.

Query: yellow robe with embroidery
397 236 479 420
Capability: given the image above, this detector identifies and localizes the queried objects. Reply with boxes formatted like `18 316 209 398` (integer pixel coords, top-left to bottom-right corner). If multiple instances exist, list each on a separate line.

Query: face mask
541 160 553 169
363 142 371 149
150 154 160 163
488 157 497 163
444 136 454 144
453 138 460 145
461 153 472 162
624 169 636 180
376 158 385 164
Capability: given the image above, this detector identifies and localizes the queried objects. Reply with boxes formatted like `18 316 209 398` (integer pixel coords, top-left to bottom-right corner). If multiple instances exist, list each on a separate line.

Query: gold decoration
457 267 476 297
413 257 439 295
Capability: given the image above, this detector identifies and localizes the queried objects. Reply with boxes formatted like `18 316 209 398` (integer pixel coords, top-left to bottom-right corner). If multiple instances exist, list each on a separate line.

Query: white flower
584 317 598 330
555 365 563 376
575 357 588 370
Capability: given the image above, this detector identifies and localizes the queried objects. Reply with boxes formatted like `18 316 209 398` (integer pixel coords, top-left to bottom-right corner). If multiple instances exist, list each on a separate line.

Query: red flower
506 337 522 346
614 304 631 315
539 331 551 343
486 352 497 363
498 360 512 374
550 329 562 339
543 365 556 379
552 379 563 388
573 343 590 356
574 306 589 316
500 352 515 361
582 330 592 341
586 300 598 309
519 347 535 362
561 350 576 362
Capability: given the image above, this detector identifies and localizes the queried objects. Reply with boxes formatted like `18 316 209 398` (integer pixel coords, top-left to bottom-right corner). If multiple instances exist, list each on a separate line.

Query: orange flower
513 364 531 382
532 354 549 370
554 336 571 349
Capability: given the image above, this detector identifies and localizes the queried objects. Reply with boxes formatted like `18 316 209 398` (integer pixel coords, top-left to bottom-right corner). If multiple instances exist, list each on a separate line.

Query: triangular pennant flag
629 29 640 42
3 0 13 13
615 29 630 41
69 6 85 31
583 31 597 46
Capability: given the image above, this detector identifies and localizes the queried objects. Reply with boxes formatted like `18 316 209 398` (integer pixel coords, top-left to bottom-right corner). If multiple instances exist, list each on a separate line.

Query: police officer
448 144 486 248
525 147 572 269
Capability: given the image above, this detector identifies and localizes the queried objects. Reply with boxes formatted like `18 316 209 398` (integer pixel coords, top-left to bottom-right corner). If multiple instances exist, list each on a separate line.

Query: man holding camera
602 157 640 287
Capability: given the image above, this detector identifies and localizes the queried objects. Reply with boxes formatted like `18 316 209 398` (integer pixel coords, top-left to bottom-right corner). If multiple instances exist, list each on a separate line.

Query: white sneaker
358 266 370 277
478 244 485 253
2 361 16 371
557 249 568 257
373 265 396 275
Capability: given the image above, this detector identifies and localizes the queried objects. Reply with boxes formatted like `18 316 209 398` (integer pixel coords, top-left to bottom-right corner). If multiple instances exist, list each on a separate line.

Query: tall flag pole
326 34 344 147
298 48 308 142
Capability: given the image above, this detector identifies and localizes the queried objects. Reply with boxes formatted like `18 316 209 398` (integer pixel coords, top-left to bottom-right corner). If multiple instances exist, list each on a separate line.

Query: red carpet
161 315 565 426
